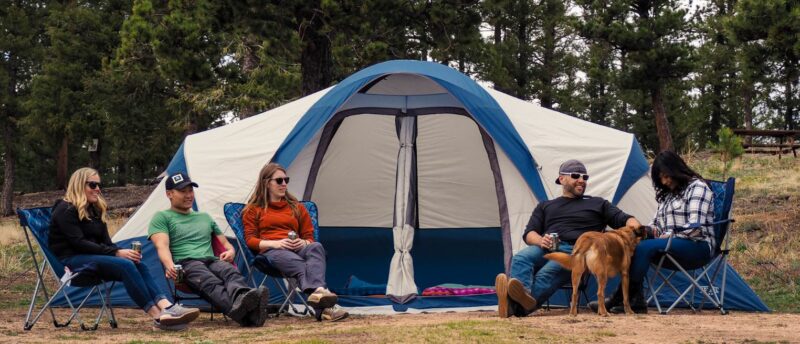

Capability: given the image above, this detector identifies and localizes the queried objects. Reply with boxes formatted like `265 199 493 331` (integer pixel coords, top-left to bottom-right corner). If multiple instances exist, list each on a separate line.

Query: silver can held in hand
174 264 184 284
131 241 142 254
287 230 298 240
547 233 560 251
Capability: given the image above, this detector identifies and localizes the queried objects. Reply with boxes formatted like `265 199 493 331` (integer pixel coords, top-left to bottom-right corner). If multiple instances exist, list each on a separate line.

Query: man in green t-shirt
149 172 268 327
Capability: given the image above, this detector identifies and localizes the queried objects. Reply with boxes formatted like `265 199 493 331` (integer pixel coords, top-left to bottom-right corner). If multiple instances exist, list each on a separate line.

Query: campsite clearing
0 307 796 343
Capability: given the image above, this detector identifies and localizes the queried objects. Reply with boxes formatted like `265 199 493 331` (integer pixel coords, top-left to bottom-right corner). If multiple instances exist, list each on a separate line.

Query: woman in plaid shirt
601 151 715 314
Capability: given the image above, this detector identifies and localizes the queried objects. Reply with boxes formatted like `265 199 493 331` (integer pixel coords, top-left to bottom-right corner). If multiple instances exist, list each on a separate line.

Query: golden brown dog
544 225 646 316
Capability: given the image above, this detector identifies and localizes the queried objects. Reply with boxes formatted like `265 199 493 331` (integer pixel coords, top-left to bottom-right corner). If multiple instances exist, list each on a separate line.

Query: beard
564 182 585 197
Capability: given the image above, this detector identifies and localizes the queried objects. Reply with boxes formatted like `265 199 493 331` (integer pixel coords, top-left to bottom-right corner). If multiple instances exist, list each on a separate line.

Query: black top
49 199 119 259
523 195 633 244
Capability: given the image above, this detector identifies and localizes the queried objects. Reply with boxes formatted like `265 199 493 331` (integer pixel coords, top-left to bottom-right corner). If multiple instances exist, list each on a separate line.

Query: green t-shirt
148 209 222 262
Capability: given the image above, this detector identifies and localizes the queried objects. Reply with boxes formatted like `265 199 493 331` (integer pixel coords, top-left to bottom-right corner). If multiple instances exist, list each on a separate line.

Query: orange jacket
242 201 314 252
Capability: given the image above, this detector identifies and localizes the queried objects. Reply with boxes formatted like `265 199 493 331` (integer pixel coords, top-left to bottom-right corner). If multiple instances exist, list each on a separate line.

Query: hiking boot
153 319 188 331
495 273 512 318
507 278 537 315
229 288 261 325
246 287 270 327
158 303 200 326
321 305 349 322
609 282 648 314
588 284 623 313
307 287 338 309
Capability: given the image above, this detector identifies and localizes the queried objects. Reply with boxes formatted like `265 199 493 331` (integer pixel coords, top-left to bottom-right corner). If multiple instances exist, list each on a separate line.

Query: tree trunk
300 8 332 96
785 62 797 130
56 135 69 190
89 138 101 170
239 37 259 119
1 120 15 216
743 84 753 145
117 161 127 186
651 87 674 152
538 16 556 109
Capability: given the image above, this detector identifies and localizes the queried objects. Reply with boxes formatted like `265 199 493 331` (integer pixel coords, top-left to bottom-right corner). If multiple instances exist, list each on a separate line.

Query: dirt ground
0 307 796 343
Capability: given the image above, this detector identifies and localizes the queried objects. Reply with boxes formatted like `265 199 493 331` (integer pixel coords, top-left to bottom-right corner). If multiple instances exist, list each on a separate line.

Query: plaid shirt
649 179 716 253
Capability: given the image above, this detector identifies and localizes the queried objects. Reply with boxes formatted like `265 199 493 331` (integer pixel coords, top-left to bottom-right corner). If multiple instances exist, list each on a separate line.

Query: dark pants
262 242 327 293
182 259 250 313
62 254 167 311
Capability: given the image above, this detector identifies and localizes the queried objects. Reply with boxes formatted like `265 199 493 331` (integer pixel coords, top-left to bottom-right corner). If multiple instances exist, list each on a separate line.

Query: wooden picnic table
732 129 800 158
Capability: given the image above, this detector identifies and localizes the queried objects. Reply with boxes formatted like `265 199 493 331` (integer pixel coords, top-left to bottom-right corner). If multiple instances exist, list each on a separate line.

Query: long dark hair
651 150 703 203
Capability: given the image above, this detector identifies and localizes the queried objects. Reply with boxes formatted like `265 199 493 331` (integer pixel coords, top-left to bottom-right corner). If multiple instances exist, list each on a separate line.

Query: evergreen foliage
1 0 798 197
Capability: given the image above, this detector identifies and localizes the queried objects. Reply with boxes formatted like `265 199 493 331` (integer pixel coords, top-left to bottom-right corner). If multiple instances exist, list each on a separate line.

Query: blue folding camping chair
223 201 321 320
17 206 118 331
646 178 736 314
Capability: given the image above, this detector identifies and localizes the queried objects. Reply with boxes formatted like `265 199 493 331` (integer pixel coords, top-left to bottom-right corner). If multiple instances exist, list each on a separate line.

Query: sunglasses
86 181 102 190
560 172 589 181
269 177 290 185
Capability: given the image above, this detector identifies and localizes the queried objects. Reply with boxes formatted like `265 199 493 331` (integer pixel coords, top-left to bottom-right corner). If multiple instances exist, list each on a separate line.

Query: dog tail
544 252 573 270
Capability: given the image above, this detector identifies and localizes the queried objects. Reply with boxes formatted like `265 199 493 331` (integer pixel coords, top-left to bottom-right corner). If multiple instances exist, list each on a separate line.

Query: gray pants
262 242 327 293
182 259 250 313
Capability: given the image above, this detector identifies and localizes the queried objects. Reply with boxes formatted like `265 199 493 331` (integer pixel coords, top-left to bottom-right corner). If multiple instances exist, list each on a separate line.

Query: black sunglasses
86 181 102 190
560 172 589 181
269 177 290 185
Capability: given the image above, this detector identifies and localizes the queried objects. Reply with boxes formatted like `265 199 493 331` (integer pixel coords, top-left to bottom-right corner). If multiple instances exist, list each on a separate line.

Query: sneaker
307 287 337 309
495 273 512 318
229 288 261 325
321 305 349 322
153 319 188 331
507 278 537 315
246 287 270 327
158 303 200 326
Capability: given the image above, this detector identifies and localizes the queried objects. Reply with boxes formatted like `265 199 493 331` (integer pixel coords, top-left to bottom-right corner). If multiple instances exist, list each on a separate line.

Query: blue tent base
52 237 768 313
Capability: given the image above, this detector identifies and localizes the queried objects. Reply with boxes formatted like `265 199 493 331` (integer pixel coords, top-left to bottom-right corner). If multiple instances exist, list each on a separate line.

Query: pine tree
0 0 46 214
728 0 800 130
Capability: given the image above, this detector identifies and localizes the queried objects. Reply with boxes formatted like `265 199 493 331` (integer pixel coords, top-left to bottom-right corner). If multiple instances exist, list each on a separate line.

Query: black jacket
49 199 119 259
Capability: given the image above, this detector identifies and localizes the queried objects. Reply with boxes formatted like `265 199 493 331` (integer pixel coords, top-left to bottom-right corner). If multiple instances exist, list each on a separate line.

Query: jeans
629 238 712 284
62 254 168 311
510 243 574 305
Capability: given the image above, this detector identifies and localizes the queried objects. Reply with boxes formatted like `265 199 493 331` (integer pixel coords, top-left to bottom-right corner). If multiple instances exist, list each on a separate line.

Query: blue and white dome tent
62 60 765 314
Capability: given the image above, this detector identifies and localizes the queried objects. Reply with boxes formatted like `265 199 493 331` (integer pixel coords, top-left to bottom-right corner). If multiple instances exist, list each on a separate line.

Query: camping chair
223 201 321 321
167 235 233 321
544 273 592 311
646 178 735 315
17 206 118 331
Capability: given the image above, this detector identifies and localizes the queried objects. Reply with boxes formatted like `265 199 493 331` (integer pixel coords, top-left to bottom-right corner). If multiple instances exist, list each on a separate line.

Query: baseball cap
165 172 199 190
555 160 588 184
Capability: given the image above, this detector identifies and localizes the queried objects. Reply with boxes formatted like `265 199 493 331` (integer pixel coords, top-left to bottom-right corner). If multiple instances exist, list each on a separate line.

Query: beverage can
287 230 298 240
131 241 142 254
548 233 560 251
174 264 184 284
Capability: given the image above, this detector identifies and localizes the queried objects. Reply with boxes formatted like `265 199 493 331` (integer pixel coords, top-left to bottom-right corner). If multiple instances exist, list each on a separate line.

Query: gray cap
555 159 587 184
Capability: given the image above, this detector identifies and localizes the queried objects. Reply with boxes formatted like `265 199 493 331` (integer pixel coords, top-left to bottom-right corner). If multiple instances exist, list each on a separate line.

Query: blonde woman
242 163 348 321
49 168 200 330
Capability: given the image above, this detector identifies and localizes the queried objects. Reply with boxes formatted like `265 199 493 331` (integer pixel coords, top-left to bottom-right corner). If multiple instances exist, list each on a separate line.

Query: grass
686 153 800 313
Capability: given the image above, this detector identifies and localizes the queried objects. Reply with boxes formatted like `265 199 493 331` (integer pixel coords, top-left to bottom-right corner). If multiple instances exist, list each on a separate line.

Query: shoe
507 278 537 314
229 288 261 325
246 287 270 327
588 285 623 313
609 282 648 314
495 273 512 318
307 287 338 309
321 305 349 322
158 303 200 326
153 319 188 331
